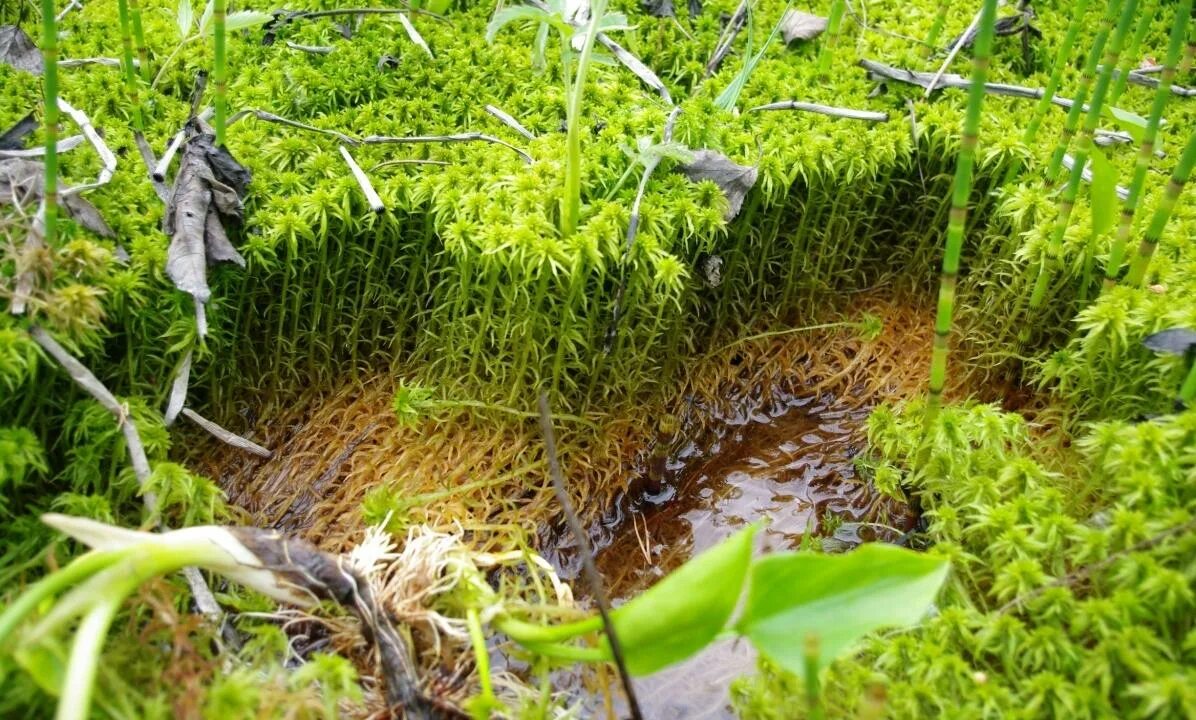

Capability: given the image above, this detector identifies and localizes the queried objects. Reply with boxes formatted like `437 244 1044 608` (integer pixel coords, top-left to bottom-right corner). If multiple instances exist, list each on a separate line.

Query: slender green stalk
466 608 497 715
114 0 144 131
1104 0 1191 289
494 614 603 645
818 0 846 75
58 598 120 720
1007 0 1092 177
127 0 150 82
922 0 951 57
213 0 228 145
1045 9 1113 182
1124 128 1196 286
925 0 997 427
40 0 59 249
0 551 122 647
1108 0 1158 104
1028 0 1138 313
562 0 607 236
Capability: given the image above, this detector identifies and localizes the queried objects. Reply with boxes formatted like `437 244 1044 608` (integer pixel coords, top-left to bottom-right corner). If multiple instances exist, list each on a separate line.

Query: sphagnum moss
4 0 1196 716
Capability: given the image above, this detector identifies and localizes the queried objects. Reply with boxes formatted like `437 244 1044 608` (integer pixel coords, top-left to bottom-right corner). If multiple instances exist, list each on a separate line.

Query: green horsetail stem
1124 128 1196 286
1008 0 1092 176
562 0 608 236
213 0 227 145
1044 3 1116 182
1180 26 1196 74
1025 0 1093 145
1104 0 1191 290
922 0 951 57
1108 0 1159 104
115 0 144 131
818 0 846 75
924 0 998 428
41 0 59 249
128 0 150 83
1027 0 1138 313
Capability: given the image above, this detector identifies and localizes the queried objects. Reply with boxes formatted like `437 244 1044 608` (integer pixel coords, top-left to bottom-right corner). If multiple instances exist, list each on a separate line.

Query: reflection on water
546 390 915 718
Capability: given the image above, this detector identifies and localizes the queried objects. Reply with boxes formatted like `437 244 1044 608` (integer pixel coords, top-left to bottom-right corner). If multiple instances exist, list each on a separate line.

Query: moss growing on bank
2 0 1196 716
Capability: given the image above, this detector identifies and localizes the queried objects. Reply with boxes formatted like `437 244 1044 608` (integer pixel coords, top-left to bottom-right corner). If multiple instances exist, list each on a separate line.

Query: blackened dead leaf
377 54 400 71
1143 328 1196 355
680 149 758 220
0 112 37 150
163 120 248 308
642 0 674 17
688 0 702 16
948 9 1041 50
0 158 113 236
0 26 42 75
780 10 827 43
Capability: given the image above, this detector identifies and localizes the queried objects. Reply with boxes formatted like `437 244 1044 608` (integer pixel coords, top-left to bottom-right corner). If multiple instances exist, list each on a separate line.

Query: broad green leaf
486 6 551 44
221 11 273 33
1088 148 1118 237
610 524 758 675
1101 106 1150 143
176 0 194 38
736 544 948 679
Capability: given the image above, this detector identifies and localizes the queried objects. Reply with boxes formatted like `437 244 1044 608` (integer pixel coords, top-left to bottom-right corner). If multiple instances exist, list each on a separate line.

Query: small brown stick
485 104 537 140
600 35 672 104
154 107 214 182
370 158 450 171
29 326 154 493
537 394 643 720
285 41 335 55
56 98 117 194
705 0 749 77
55 0 82 21
1099 64 1196 97
27 327 226 622
163 348 192 426
58 57 135 68
925 3 984 96
133 133 171 202
748 100 889 121
339 145 385 213
181 408 273 458
0 135 84 158
228 109 359 145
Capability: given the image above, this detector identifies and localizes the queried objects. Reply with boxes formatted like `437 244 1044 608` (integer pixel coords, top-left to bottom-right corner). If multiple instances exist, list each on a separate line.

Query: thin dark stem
537 394 643 720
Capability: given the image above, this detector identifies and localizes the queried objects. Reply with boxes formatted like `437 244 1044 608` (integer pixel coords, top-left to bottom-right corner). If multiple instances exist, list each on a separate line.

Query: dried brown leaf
780 10 827 43
0 26 42 75
680 150 758 220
